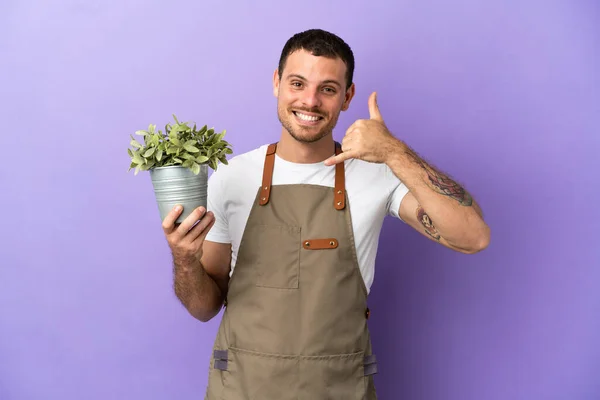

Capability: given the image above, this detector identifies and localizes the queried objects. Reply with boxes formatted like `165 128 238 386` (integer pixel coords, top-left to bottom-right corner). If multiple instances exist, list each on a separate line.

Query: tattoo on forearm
416 206 441 241
406 150 473 206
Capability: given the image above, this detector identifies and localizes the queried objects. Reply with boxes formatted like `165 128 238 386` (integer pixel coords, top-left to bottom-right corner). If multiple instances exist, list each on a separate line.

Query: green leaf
130 138 142 149
182 153 196 160
144 147 156 157
183 143 199 153
195 155 209 163
132 152 144 165
156 149 163 162
166 146 179 155
191 162 200 175
169 131 180 146
135 130 148 136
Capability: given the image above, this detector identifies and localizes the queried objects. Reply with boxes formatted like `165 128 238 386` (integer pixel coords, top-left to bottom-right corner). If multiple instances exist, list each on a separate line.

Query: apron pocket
251 224 301 289
299 351 367 400
222 347 299 400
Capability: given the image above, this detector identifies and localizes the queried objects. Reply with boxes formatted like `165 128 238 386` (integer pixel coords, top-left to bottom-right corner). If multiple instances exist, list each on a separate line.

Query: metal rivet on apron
264 186 268 190
337 201 342 206
305 241 310 247
330 241 335 246
337 190 342 194
262 197 266 201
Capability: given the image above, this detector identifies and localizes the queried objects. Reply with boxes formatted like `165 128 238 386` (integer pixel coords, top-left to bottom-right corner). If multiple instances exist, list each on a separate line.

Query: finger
341 133 352 148
162 205 183 234
176 206 207 237
187 211 215 242
341 136 354 153
193 214 217 246
368 91 383 121
323 151 354 166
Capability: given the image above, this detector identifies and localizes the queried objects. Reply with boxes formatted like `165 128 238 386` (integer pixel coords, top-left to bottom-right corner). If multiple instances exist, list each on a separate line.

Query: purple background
1 1 599 399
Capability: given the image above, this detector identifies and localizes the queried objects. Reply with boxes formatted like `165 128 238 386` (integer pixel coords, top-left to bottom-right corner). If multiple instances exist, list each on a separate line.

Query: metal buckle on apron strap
213 350 228 371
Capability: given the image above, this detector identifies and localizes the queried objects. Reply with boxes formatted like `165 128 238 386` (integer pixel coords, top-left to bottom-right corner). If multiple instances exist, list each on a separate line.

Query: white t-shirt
205 144 410 293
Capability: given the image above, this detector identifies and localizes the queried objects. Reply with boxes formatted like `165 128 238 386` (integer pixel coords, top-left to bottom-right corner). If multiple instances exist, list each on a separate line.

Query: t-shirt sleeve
385 165 410 222
205 168 231 243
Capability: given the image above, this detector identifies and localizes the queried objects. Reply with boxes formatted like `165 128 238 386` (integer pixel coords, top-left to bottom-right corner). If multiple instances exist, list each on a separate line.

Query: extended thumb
368 92 383 121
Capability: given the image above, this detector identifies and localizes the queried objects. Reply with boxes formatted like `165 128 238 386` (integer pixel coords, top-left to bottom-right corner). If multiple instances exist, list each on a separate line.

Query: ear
341 83 356 111
273 69 280 97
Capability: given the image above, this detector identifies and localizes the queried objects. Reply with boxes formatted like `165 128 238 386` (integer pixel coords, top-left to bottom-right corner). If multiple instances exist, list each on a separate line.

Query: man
162 29 490 399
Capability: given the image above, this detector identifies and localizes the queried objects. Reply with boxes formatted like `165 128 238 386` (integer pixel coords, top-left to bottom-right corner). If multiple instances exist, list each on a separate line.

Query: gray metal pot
149 165 208 224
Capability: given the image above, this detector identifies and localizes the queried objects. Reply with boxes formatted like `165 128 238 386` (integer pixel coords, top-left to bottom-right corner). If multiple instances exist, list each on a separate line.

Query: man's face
273 49 355 143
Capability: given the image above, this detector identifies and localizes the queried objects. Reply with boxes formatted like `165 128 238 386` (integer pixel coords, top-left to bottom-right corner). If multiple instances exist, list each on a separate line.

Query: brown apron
205 142 378 400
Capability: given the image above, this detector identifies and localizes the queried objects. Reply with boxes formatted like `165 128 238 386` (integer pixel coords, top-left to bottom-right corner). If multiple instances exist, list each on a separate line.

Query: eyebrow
286 74 342 88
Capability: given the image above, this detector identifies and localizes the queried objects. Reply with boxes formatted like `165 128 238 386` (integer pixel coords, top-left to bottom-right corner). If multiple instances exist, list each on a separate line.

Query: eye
291 81 302 88
323 87 336 94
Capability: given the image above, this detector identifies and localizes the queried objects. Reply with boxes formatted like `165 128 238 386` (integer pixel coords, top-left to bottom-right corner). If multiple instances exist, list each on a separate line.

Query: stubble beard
277 104 341 144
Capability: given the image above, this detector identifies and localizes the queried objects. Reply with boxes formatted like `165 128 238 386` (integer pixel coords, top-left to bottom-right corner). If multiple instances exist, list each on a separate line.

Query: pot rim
150 164 208 170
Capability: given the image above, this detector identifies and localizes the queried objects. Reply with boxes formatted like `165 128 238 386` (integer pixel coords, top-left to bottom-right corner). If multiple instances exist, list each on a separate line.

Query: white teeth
295 112 320 122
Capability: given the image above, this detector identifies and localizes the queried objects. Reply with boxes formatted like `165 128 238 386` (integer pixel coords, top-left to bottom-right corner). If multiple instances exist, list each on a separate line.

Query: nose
300 88 321 109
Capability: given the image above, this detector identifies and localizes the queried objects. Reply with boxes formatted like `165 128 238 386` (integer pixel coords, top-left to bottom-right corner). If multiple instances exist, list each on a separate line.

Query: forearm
385 138 490 252
173 255 224 322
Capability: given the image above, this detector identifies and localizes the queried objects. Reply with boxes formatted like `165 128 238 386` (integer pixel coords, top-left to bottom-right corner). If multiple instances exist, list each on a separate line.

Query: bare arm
388 142 490 253
324 91 490 254
163 205 232 322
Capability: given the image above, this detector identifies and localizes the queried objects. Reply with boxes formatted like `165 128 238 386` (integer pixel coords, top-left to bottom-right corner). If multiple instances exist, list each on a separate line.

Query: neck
276 129 335 164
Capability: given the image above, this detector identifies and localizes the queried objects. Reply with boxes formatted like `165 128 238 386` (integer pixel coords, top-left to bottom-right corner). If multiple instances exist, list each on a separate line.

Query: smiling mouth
293 111 324 123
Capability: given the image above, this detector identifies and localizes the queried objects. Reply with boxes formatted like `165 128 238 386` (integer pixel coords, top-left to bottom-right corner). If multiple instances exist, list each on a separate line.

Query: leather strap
302 238 339 250
259 142 345 210
259 143 277 206
333 143 346 210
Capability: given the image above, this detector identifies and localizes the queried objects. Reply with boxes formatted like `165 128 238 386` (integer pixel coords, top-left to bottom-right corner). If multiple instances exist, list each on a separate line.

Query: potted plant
127 114 233 223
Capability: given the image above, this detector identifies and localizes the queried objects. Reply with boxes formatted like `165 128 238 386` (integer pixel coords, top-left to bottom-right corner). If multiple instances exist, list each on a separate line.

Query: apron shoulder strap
259 143 277 206
259 142 346 210
334 142 346 210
